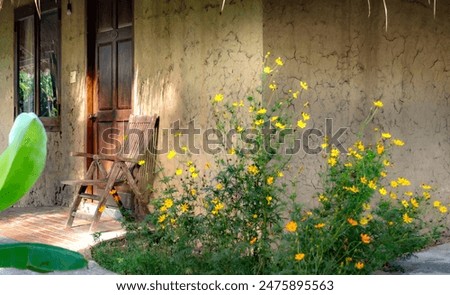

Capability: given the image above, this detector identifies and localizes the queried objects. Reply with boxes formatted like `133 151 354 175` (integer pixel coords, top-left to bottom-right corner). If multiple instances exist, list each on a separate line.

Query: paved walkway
1 207 450 275
0 206 124 274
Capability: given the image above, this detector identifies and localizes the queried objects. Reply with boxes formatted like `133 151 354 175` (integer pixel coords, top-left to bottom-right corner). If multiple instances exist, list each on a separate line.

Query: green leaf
0 113 47 211
0 243 87 272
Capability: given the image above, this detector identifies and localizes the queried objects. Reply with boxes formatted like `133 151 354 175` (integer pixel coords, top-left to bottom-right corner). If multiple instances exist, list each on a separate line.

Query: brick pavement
0 207 124 254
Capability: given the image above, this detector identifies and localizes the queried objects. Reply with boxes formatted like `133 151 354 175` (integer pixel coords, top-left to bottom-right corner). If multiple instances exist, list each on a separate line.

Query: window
15 1 60 131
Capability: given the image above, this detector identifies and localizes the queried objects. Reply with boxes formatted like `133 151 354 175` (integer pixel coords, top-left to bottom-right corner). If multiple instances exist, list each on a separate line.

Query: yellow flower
433 201 441 207
164 198 174 208
401 200 409 208
267 176 274 185
363 203 371 210
253 214 258 219
190 189 197 196
263 66 273 74
373 100 383 108
180 203 189 213
318 194 328 202
315 223 325 229
214 94 224 102
376 143 384 155
275 57 284 66
275 122 286 130
328 157 337 167
379 187 387 196
266 196 272 205
390 180 398 188
186 160 193 166
247 165 259 175
158 214 167 223
403 213 413 224
277 171 284 178
380 171 387 177
98 205 106 213
254 119 265 126
423 191 431 200
292 91 299 99
269 83 277 91
265 51 271 58
181 146 188 152
360 176 368 184
228 147 236 155
214 202 224 212
397 177 411 186
285 221 298 232
392 139 405 146
344 162 353 167
175 168 183 176
439 206 448 214
411 198 419 208
250 237 257 245
167 149 177 160
343 186 359 193
159 205 168 212
383 159 391 167
191 172 198 178
368 180 377 190
236 126 244 133
302 112 310 121
360 233 372 244
360 217 369 225
421 184 432 190
295 253 305 261
297 120 306 129
138 160 146 166
270 116 279 122
404 191 413 197
256 108 267 115
300 81 308 90
345 257 353 263
189 166 196 173
330 148 340 158
248 106 254 113
390 192 397 199
347 218 358 226
381 132 392 139
355 262 365 270
216 183 223 190
355 140 365 152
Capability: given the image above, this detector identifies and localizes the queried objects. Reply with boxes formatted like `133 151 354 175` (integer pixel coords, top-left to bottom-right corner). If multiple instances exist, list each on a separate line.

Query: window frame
14 0 61 132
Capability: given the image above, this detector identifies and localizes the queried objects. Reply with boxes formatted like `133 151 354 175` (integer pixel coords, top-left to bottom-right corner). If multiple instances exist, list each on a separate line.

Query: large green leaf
0 113 47 211
0 243 87 272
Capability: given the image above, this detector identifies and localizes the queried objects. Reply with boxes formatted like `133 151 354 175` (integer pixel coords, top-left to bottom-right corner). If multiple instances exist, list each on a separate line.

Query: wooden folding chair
61 114 159 232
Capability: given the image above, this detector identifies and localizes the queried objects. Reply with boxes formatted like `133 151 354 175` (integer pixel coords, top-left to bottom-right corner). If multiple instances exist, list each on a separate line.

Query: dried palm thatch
0 0 44 18
220 0 439 31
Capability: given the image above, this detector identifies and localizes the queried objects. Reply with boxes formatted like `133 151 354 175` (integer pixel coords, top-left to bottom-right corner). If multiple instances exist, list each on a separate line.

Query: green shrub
93 55 447 275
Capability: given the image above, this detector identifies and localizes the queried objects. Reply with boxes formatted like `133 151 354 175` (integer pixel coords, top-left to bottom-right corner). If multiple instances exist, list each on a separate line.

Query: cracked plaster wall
134 0 263 171
263 0 450 204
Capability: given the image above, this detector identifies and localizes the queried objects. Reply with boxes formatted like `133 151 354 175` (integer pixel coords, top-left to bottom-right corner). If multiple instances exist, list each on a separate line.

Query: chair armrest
70 152 96 158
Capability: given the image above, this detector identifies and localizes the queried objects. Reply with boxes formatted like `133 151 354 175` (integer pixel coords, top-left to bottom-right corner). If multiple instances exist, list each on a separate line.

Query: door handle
88 113 98 121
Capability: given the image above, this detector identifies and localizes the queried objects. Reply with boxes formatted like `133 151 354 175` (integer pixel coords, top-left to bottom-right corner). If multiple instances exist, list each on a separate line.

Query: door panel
117 40 133 109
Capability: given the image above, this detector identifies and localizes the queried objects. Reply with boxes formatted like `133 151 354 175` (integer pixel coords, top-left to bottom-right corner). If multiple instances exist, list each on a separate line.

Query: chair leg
66 185 87 228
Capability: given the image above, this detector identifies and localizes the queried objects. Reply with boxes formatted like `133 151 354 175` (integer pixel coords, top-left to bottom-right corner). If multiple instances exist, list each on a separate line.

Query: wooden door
88 0 133 167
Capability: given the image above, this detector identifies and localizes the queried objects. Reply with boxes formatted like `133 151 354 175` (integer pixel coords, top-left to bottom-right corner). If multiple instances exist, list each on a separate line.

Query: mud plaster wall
0 0 86 207
134 0 263 172
263 0 450 205
0 1 14 152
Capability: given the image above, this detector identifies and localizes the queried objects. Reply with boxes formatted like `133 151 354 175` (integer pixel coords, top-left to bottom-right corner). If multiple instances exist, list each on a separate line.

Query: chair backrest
121 114 159 193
